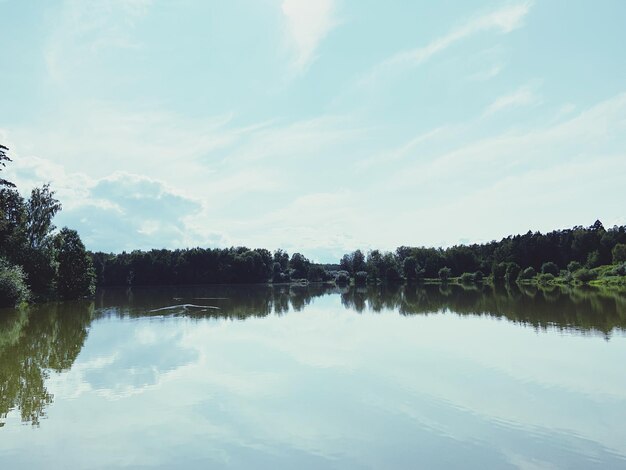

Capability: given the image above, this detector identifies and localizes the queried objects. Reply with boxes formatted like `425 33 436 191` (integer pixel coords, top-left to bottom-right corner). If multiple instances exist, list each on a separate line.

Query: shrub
586 250 601 269
354 271 368 286
537 273 555 284
505 263 521 283
492 262 507 281
459 272 474 284
613 243 626 263
473 271 484 283
335 272 350 286
574 268 597 283
438 267 452 282
541 262 559 276
567 261 582 273
385 265 402 284
307 265 327 282
0 259 30 307
518 267 537 280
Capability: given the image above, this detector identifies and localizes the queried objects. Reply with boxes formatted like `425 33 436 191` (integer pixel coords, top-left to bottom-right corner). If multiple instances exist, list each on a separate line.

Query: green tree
541 262 559 276
438 267 451 282
492 262 508 281
567 261 582 272
518 266 536 280
289 252 310 279
505 262 521 283
55 228 95 299
0 258 29 307
27 184 62 249
0 145 16 188
403 256 418 281
612 243 626 263
0 188 28 258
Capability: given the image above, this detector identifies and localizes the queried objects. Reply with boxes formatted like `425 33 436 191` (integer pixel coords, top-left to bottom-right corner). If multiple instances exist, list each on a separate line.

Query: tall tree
27 184 62 249
55 228 95 299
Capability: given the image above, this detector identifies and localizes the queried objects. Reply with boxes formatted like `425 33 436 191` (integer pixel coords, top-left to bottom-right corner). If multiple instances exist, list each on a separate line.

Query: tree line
91 220 626 288
339 220 626 285
2 145 626 306
0 145 95 306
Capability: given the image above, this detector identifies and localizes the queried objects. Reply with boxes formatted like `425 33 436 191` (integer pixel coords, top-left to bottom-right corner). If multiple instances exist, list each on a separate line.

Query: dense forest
2 145 626 307
0 145 95 306
91 220 626 288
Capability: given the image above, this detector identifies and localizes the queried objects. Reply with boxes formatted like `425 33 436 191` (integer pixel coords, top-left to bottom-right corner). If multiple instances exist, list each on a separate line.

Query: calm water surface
1 284 626 469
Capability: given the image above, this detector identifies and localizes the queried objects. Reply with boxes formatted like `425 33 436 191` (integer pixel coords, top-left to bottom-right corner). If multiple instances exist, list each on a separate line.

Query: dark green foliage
26 184 61 249
385 265 402 284
460 271 484 284
402 256 418 280
273 249 290 271
505 263 521 283
492 262 508 281
586 250 601 269
612 263 626 276
537 273 555 284
340 250 365 275
0 258 30 307
289 253 310 280
354 271 368 286
335 271 349 286
541 262 559 276
613 243 626 263
438 267 451 282
55 228 96 299
0 144 15 188
518 267 537 280
567 261 582 273
307 265 327 282
574 268 597 283
0 188 27 258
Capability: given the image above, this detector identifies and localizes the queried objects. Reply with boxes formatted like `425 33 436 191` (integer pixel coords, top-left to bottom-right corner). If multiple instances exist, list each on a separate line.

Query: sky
1 0 625 262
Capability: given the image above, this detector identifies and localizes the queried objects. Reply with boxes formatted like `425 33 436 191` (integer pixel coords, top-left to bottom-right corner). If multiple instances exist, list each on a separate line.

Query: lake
1 284 626 469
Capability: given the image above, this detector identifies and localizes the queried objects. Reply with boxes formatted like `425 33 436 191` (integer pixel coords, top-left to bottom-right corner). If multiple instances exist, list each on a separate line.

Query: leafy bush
505 263 520 283
335 272 350 286
586 250 601 269
574 268 597 283
518 267 537 280
613 243 626 263
0 259 30 307
459 272 475 284
537 273 554 284
385 265 402 283
541 262 559 276
354 271 368 286
567 261 582 273
438 267 452 282
492 262 507 281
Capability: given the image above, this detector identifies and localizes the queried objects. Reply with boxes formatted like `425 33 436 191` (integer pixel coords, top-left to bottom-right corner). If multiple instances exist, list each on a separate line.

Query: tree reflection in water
1 283 625 426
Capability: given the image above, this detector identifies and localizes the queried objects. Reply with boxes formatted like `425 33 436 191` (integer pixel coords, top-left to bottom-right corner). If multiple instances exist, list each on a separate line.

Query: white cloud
468 64 503 81
483 85 540 116
281 0 337 73
362 2 532 85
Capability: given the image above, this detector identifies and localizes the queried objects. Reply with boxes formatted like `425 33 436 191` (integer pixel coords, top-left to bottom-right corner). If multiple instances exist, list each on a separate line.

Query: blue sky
1 0 625 261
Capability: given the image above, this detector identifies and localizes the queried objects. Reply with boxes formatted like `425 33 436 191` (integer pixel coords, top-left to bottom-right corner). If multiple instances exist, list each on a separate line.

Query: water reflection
0 301 93 426
1 283 625 428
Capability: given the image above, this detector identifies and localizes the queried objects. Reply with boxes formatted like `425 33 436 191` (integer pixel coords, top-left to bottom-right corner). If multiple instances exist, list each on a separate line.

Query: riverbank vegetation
89 221 626 290
0 146 95 306
2 145 625 306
